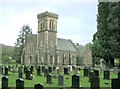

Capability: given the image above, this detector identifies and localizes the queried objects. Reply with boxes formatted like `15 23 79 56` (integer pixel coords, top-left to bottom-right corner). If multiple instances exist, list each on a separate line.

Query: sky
0 0 98 46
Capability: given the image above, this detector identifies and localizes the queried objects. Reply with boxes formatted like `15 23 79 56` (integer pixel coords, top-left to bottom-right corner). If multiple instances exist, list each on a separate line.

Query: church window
41 22 42 30
49 20 54 30
50 41 53 47
40 41 43 47
45 31 48 42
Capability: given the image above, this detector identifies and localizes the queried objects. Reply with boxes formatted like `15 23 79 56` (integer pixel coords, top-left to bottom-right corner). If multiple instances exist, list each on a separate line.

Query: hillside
0 43 14 54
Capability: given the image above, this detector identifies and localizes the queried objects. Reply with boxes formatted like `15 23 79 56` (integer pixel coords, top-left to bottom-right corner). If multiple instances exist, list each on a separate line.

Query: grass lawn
1 67 118 89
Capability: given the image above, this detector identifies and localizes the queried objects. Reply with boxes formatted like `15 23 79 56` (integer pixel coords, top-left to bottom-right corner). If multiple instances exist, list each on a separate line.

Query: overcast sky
0 0 98 46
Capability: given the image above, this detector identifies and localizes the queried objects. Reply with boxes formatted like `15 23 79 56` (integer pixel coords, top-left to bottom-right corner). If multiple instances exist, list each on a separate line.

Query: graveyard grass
2 67 118 89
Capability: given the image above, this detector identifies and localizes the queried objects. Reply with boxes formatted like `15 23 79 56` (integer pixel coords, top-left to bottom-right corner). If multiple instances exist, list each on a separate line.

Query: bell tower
37 11 58 65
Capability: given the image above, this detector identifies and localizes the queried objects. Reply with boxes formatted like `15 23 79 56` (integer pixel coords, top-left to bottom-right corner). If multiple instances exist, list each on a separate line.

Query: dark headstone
42 66 45 73
46 74 52 84
2 76 9 89
48 67 52 73
24 65 27 73
30 65 34 74
72 74 80 88
18 69 23 78
53 67 56 71
26 69 31 80
37 66 41 76
89 72 95 82
64 68 69 74
5 67 8 75
84 68 89 77
94 70 99 77
16 78 24 89
111 78 120 89
90 77 100 89
34 84 44 89
103 71 110 79
58 75 64 86
44 68 48 77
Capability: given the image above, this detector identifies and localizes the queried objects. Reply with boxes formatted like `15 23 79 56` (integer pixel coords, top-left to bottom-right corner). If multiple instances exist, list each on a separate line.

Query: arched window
50 55 53 64
40 41 43 47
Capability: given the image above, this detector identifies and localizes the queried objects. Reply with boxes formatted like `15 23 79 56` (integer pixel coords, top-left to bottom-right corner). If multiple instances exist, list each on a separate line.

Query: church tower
37 11 58 66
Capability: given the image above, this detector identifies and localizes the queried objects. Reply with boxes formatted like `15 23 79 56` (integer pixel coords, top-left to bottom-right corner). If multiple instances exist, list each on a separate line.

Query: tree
14 25 32 63
92 2 120 67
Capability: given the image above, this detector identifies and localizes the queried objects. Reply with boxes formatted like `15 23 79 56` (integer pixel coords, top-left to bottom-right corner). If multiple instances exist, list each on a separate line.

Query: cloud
0 1 97 46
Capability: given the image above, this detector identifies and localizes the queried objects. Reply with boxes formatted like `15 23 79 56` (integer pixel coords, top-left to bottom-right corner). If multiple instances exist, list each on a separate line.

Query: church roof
57 38 77 51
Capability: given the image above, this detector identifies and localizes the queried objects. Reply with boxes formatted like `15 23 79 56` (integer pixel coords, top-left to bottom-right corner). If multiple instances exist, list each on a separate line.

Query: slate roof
57 38 77 51
75 44 86 56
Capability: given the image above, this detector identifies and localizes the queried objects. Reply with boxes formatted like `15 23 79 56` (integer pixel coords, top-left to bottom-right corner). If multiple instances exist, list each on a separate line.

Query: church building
21 11 92 66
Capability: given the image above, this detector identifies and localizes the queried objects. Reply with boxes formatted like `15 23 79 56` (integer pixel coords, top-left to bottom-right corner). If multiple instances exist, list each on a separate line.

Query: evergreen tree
93 2 120 67
14 25 32 63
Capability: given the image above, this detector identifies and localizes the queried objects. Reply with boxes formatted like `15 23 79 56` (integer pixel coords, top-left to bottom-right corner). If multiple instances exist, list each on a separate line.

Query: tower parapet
37 11 58 19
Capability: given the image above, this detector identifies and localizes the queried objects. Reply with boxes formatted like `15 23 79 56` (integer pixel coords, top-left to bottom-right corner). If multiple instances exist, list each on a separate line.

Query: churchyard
0 64 120 89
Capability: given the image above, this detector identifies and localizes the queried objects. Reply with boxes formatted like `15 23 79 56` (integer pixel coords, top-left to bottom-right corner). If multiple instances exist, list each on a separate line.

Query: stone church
21 11 92 66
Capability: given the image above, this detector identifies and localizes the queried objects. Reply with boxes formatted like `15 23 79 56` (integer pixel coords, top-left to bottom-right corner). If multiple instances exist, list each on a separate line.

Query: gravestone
64 67 69 74
56 67 60 75
89 71 95 82
83 68 89 77
24 65 27 73
53 66 56 71
90 77 100 89
26 69 31 80
111 78 120 89
42 66 45 73
72 74 80 88
37 66 41 76
18 69 23 78
34 83 44 89
30 65 34 74
2 76 9 89
46 74 52 84
48 67 52 73
44 68 48 77
94 70 99 77
58 75 64 86
5 67 8 75
16 78 24 89
103 71 110 79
